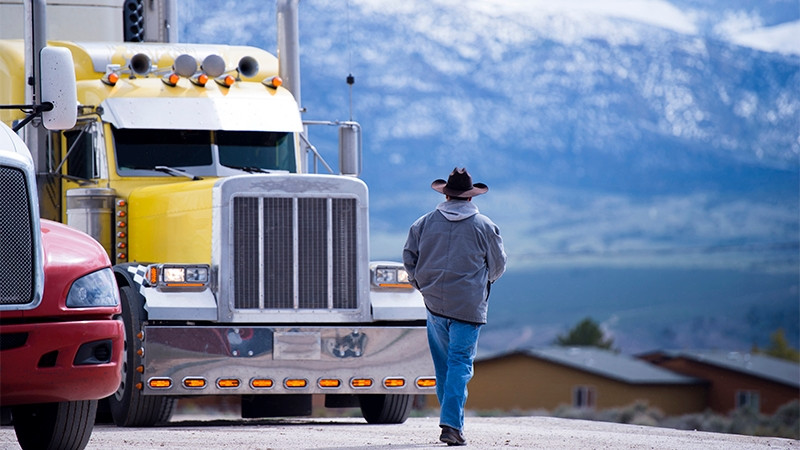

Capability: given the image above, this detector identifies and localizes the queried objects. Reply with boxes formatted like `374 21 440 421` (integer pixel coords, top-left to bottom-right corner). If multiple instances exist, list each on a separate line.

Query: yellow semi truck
1 0 433 426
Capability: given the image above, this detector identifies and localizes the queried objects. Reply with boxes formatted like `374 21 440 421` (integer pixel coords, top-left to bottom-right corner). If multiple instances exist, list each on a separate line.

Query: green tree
753 328 800 363
555 317 614 350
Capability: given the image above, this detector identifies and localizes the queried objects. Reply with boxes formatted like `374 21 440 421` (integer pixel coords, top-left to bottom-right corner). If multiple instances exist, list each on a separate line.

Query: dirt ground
1 415 798 449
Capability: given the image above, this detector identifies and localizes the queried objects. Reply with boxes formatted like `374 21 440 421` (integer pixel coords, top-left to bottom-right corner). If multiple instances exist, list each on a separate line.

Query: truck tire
107 285 175 427
12 400 96 450
358 394 413 424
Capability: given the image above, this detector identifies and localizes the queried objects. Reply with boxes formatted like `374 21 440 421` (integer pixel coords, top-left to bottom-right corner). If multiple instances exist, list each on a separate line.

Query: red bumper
0 319 123 406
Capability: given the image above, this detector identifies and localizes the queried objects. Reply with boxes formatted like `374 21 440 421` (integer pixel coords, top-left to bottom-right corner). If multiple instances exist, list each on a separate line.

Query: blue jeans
426 310 482 431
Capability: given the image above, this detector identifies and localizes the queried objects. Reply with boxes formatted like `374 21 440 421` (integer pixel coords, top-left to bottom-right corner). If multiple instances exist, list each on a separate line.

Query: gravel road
1 416 797 449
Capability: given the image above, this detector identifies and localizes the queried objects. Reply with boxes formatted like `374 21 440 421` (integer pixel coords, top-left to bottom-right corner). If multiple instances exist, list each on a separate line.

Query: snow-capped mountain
179 0 799 353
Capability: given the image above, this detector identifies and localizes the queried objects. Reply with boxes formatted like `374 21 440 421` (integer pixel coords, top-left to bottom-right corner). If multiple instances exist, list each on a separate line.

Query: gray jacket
403 200 507 324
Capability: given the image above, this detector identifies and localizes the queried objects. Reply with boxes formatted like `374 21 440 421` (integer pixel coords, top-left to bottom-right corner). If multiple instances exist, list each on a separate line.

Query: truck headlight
146 264 210 289
66 268 120 308
371 264 413 289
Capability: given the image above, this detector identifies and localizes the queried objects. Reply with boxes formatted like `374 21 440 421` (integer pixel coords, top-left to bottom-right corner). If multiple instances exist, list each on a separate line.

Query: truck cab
0 120 123 449
1 0 434 429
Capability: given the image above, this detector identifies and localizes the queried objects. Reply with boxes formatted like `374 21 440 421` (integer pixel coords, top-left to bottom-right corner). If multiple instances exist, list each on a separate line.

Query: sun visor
100 95 303 132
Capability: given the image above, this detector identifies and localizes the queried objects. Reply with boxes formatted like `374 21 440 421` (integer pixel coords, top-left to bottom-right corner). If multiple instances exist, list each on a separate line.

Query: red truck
0 44 124 450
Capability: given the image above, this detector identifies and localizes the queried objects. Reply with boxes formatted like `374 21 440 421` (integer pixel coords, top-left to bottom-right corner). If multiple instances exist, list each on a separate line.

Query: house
638 350 800 414
463 347 708 415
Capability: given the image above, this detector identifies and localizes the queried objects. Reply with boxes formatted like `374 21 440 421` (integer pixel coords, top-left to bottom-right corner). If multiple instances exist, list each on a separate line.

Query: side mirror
338 121 362 176
39 46 77 130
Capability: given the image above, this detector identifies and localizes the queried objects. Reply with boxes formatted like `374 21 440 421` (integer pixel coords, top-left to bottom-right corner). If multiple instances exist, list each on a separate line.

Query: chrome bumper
142 325 434 395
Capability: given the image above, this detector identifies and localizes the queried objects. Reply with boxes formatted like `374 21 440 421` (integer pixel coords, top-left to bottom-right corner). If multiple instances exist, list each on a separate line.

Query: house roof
478 347 703 385
642 350 800 388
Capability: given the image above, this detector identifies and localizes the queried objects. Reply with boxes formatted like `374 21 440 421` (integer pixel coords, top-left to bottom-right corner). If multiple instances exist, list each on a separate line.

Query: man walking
403 168 507 446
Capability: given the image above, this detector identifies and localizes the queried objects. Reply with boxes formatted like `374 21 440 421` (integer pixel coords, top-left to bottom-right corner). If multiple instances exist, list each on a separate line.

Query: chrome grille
0 166 35 306
232 196 358 311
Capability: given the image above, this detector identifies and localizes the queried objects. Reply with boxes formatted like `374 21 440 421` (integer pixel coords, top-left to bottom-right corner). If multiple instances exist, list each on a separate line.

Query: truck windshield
113 127 296 175
217 130 296 172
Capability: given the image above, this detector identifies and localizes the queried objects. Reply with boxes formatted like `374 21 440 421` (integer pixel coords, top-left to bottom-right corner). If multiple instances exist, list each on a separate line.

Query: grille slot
232 196 358 311
0 166 35 306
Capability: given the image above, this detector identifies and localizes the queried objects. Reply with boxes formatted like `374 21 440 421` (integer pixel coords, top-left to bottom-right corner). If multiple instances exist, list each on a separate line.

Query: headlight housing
145 264 210 290
371 264 413 289
66 268 120 308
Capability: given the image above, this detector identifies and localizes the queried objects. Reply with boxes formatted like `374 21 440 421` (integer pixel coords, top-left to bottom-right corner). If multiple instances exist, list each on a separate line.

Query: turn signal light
217 378 240 389
318 378 341 389
284 378 307 389
350 378 373 388
416 377 436 388
148 378 172 389
384 378 406 388
251 378 274 389
183 378 207 389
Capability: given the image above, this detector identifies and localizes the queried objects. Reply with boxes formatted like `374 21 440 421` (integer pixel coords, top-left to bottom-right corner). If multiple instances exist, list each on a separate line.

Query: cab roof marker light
215 74 236 88
190 72 209 87
262 76 283 88
161 72 180 87
101 64 121 86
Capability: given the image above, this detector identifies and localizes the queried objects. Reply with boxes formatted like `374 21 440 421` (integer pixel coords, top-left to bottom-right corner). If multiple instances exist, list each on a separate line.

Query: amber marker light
147 266 158 285
215 74 235 87
148 378 172 389
350 378 373 389
183 378 207 389
262 76 283 88
101 72 119 86
217 378 240 389
383 378 406 388
191 73 209 87
318 378 341 389
162 72 180 87
250 378 274 389
416 377 436 388
284 378 307 389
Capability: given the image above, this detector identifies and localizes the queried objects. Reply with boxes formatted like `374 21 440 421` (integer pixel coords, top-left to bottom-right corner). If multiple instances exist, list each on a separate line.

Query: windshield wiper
221 164 272 174
154 166 202 180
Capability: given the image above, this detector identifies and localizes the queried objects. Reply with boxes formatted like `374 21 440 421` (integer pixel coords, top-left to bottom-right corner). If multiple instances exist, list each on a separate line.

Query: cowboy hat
431 167 488 197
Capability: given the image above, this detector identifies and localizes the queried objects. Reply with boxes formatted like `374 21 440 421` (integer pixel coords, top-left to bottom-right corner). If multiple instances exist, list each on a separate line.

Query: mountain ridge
178 0 799 353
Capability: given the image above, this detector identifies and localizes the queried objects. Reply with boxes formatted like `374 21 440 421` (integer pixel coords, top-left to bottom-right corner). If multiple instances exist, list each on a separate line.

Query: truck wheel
358 394 413 424
12 400 96 450
107 285 175 427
